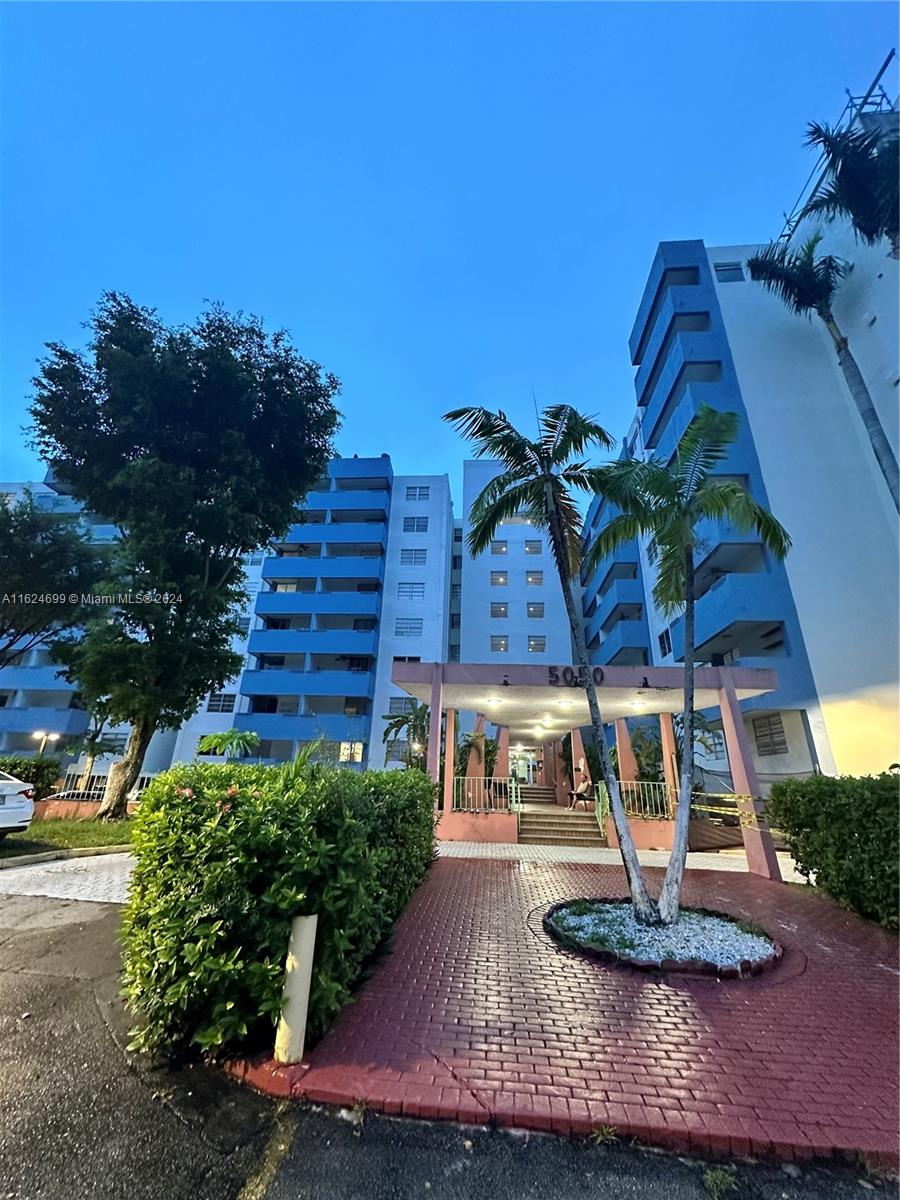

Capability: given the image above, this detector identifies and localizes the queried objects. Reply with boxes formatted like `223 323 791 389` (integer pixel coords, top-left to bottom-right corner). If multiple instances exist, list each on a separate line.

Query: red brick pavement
229 860 899 1166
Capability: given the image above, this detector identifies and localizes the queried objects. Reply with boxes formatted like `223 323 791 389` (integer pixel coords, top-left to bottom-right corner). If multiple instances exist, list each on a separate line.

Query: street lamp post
32 730 60 756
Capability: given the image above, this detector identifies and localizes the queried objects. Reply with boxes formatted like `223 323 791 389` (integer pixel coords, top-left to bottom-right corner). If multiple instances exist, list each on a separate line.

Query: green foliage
196 729 261 760
590 1124 619 1146
122 762 436 1056
0 755 62 800
702 1167 738 1199
801 121 899 254
747 232 845 321
0 491 106 669
767 773 899 929
381 700 430 769
1 818 131 858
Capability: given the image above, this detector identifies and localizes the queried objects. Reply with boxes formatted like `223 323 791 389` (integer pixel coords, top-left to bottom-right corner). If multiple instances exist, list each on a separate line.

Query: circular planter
543 897 783 980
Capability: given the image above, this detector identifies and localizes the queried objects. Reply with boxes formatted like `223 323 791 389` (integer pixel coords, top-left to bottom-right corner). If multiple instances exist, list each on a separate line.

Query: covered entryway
391 660 783 881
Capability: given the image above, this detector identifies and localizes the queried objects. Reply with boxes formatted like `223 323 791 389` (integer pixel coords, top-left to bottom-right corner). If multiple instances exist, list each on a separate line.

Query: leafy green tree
443 403 659 924
587 406 790 923
0 491 105 669
800 121 899 257
747 233 899 512
30 292 340 817
381 699 430 770
458 731 499 777
66 703 119 791
197 729 261 761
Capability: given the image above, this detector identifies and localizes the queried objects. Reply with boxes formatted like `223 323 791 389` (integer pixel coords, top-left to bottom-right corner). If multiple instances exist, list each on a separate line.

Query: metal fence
596 780 763 827
453 776 517 812
61 772 157 801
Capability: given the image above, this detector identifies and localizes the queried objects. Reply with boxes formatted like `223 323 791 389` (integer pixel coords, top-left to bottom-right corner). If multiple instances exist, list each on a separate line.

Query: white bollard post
274 913 318 1065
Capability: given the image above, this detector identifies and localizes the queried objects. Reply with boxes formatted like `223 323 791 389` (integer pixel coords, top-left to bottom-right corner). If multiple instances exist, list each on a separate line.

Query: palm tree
586 406 790 924
458 732 499 777
443 403 659 923
197 729 261 761
381 699 430 769
747 233 899 512
800 121 899 257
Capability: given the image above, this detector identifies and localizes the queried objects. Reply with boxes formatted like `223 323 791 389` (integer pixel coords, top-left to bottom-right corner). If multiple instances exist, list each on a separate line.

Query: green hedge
0 755 63 800
768 773 898 929
122 761 436 1056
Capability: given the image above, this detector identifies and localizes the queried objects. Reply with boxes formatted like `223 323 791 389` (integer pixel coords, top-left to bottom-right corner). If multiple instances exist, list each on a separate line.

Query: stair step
518 834 607 846
520 816 599 826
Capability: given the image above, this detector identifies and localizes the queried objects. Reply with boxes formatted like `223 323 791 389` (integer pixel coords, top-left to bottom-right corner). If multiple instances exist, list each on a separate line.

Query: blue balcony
262 556 384 582
254 591 380 618
0 707 89 736
0 665 72 690
638 334 724 449
670 573 782 661
248 629 377 657
285 522 387 546
585 577 645 646
234 712 369 742
634 291 712 403
303 489 390 514
594 621 650 666
240 669 376 698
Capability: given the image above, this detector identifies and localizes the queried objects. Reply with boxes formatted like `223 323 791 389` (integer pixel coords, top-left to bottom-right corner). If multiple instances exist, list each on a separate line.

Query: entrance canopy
391 661 777 747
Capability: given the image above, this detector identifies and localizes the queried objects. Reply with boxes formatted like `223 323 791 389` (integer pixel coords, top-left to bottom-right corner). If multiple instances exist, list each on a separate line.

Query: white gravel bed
551 901 774 968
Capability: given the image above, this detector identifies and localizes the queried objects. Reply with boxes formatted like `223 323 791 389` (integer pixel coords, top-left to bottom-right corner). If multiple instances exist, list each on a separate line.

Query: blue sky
0 2 895 495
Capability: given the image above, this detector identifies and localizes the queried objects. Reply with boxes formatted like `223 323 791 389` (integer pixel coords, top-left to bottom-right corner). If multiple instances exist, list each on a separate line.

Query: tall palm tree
443 403 659 923
586 406 790 924
196 729 261 761
800 121 899 257
747 233 899 512
381 699 430 769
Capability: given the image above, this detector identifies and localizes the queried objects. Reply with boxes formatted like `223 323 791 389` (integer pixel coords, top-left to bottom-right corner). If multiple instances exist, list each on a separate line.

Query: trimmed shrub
0 754 62 800
122 761 436 1055
768 773 898 929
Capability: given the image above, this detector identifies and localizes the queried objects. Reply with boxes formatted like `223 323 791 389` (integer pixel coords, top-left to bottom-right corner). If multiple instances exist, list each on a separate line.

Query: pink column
494 726 509 777
426 663 442 783
466 713 486 778
614 720 638 782
659 712 679 813
571 728 592 784
553 740 569 806
442 707 456 813
718 669 782 882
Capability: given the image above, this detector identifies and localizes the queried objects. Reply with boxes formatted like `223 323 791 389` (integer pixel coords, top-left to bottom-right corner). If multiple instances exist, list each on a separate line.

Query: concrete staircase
518 806 607 848
517 784 558 805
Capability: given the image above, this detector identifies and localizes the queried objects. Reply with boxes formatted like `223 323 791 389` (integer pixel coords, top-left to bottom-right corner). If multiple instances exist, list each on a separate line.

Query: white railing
453 776 516 812
596 780 759 825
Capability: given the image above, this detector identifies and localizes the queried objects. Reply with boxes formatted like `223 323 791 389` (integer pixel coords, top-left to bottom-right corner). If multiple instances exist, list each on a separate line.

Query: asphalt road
0 890 890 1200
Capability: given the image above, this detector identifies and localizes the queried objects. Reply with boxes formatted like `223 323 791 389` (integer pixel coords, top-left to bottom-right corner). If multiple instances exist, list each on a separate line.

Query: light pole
32 730 60 756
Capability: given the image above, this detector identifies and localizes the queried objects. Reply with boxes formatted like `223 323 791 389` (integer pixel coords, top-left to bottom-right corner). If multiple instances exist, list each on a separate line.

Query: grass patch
0 819 133 859
702 1167 738 1199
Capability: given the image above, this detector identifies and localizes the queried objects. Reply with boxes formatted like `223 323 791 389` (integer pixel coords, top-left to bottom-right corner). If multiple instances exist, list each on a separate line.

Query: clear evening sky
0 2 895 495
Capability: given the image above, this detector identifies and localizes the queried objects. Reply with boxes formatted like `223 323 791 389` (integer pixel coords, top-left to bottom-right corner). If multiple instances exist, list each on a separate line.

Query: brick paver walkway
233 859 899 1167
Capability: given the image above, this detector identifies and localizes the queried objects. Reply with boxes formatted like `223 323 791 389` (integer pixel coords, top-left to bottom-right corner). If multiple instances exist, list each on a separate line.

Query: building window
339 741 365 763
395 618 423 637
397 582 425 600
524 540 542 555
491 540 508 555
528 635 547 653
403 516 428 533
490 635 509 653
385 739 408 763
246 582 260 594
405 486 430 501
400 548 427 565
752 713 788 757
393 655 421 663
525 570 543 587
207 692 236 713
347 656 371 672
448 644 460 662
723 646 741 665
714 261 745 283
526 602 544 619
658 628 672 657
453 528 463 542
452 555 462 570
490 602 508 618
450 613 461 629
706 730 726 758
237 617 251 635
353 618 376 631
388 696 415 715
451 583 461 601
490 571 508 586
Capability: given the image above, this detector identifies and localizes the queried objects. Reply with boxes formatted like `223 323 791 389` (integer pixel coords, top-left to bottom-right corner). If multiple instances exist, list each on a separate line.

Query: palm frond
592 458 672 514
467 476 545 557
582 513 647 579
539 405 615 464
443 407 540 472
546 477 585 578
802 121 898 247
693 479 791 558
747 234 843 318
674 407 739 501
650 531 690 613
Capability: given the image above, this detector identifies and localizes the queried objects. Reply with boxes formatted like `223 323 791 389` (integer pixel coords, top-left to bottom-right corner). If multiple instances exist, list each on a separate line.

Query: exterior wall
708 236 899 775
368 475 453 769
459 460 571 668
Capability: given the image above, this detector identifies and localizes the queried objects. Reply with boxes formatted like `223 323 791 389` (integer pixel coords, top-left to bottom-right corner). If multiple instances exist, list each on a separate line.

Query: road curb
0 845 131 870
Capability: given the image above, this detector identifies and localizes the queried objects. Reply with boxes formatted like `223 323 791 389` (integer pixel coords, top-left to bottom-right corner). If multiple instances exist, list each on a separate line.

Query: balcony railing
452 776 518 812
596 780 759 825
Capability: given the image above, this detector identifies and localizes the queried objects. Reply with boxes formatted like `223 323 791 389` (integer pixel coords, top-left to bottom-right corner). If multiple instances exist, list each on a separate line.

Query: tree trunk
543 482 659 924
76 752 96 793
97 720 154 820
657 547 695 925
821 313 900 512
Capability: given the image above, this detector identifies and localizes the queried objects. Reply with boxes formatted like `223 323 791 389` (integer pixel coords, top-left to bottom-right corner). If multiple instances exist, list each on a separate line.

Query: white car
0 771 35 839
